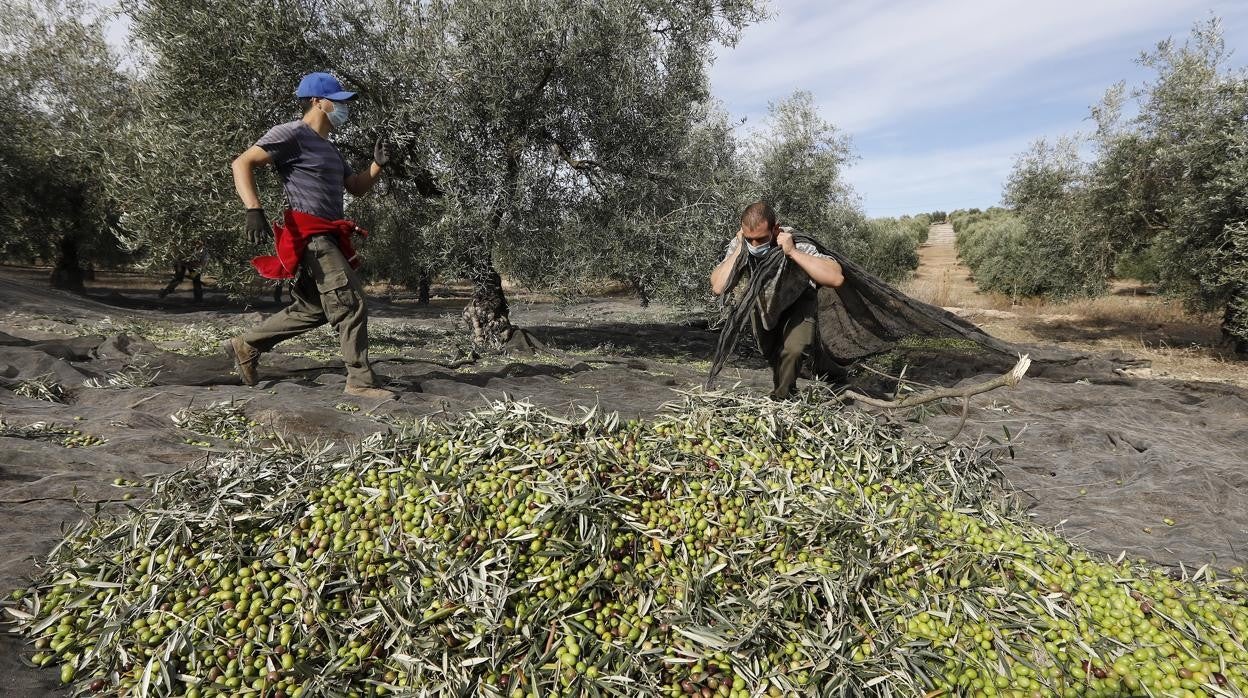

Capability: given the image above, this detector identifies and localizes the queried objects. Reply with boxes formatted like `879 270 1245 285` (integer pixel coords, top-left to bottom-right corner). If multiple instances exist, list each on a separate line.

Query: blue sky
709 0 1248 217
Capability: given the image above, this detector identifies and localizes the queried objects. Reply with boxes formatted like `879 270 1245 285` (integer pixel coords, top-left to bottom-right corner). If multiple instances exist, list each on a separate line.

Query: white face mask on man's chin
746 241 773 257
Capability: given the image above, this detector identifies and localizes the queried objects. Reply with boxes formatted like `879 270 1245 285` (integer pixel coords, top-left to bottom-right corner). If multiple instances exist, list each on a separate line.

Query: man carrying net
710 202 845 399
708 201 1018 397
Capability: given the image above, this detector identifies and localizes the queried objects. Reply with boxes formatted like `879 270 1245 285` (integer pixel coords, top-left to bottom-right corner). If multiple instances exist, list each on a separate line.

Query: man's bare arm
790 249 844 287
777 230 844 287
231 146 272 209
709 230 744 296
345 161 383 197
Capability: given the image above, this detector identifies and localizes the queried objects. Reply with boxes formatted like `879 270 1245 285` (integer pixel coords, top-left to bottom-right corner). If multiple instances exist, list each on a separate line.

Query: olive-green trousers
241 235 377 388
754 291 817 400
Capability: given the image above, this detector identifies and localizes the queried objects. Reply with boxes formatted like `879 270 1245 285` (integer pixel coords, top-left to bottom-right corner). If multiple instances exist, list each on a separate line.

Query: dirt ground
1 248 1246 696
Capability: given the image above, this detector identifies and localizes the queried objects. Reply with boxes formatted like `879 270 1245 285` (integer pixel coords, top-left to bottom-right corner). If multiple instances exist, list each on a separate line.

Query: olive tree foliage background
959 20 1248 351
342 0 766 346
955 140 1082 302
747 91 855 245
1000 137 1110 299
0 0 131 290
1125 21 1248 351
502 104 749 308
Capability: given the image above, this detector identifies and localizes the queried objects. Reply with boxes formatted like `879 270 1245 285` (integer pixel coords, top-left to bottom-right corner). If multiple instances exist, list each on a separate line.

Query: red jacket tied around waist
251 209 368 280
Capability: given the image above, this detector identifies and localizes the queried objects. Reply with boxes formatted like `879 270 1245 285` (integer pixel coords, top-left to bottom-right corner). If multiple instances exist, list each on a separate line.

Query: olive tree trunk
417 270 432 306
50 234 85 293
1222 289 1247 355
463 256 515 349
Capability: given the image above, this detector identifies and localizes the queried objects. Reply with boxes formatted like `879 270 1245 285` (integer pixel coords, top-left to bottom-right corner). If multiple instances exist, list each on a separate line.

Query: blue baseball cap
295 72 356 101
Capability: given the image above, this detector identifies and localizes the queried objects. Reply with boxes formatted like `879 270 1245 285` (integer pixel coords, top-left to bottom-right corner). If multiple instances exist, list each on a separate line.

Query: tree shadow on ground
525 321 721 364
1018 317 1221 348
82 290 286 314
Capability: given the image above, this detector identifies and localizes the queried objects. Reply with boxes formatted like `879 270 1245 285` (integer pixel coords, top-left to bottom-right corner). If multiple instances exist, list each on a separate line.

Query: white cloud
712 0 1229 134
846 143 1014 215
714 0 1248 214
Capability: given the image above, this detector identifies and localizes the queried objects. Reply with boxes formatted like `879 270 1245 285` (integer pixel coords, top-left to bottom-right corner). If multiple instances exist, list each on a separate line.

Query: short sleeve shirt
254 121 353 220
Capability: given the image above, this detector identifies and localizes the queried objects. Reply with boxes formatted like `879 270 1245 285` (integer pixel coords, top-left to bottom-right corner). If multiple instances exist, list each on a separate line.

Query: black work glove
373 136 390 170
245 208 270 245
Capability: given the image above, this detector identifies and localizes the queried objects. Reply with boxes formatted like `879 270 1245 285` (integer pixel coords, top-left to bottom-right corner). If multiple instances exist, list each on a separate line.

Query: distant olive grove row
951 21 1247 353
1 0 930 347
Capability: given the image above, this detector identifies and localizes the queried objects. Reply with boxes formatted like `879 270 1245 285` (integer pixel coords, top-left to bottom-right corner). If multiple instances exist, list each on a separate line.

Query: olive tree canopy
984 19 1248 350
349 0 765 346
1 0 131 290
88 0 764 342
109 0 352 289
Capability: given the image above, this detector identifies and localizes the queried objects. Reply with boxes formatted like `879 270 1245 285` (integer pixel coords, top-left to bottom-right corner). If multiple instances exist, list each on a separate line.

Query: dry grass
901 242 1012 311
1043 294 1212 327
901 272 1008 311
904 273 1215 334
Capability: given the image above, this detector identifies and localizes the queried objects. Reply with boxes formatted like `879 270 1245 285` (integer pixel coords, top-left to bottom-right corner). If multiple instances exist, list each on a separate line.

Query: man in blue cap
224 71 396 400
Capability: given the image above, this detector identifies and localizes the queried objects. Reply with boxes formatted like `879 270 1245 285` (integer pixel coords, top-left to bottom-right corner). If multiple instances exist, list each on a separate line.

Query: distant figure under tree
159 244 208 302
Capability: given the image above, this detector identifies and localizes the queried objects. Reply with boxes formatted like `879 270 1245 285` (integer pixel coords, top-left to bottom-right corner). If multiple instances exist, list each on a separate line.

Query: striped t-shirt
254 121 352 220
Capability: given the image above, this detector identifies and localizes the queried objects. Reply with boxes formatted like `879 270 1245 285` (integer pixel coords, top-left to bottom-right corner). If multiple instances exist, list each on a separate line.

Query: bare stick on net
843 354 1032 442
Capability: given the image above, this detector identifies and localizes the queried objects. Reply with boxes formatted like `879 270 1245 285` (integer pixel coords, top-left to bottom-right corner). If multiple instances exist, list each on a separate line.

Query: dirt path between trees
904 226 1246 388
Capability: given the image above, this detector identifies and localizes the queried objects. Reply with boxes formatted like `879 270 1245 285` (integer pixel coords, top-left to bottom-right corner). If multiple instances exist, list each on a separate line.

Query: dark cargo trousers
754 291 817 400
240 235 377 388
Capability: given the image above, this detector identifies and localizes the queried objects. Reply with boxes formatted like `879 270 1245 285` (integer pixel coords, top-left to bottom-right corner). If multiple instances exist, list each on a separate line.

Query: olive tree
984 20 1248 349
1124 20 1248 351
346 177 445 304
0 0 130 290
746 91 856 241
742 91 921 281
52 0 762 336
999 137 1110 299
855 218 921 283
504 103 749 307
352 0 765 347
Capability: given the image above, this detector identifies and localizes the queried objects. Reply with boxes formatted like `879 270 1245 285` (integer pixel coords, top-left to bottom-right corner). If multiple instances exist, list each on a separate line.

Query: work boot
344 385 397 401
223 337 261 386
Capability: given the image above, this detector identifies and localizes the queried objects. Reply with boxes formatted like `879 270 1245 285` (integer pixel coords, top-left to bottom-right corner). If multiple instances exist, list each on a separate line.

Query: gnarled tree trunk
50 234 85 293
463 256 514 350
462 162 526 350
417 270 432 306
1222 289 1247 355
